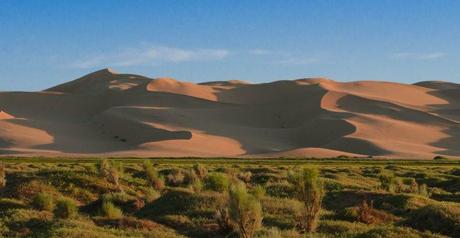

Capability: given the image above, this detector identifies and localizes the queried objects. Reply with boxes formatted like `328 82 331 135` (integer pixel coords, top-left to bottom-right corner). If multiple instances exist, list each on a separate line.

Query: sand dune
0 110 14 120
1 68 460 159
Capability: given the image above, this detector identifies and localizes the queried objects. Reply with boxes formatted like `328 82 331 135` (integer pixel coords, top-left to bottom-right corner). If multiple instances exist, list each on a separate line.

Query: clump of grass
379 173 402 193
98 159 111 178
189 179 203 193
101 201 123 219
193 164 207 179
354 200 397 224
109 161 124 192
237 171 252 183
0 163 6 188
144 187 161 203
54 197 78 219
205 172 229 192
32 192 55 211
15 180 59 202
83 163 98 175
143 161 165 190
98 159 124 192
251 185 266 200
228 182 263 238
165 169 185 187
418 183 430 197
288 167 324 232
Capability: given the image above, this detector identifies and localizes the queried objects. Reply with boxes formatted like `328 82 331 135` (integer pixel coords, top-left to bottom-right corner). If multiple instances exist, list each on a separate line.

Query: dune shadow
422 88 460 156
0 92 194 154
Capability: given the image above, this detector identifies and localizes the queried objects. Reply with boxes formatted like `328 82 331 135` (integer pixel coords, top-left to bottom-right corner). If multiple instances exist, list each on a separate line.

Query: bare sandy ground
1 68 459 159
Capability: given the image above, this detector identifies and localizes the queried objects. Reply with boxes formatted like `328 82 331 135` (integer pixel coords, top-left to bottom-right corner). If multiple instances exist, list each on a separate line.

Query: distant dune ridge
1 68 460 159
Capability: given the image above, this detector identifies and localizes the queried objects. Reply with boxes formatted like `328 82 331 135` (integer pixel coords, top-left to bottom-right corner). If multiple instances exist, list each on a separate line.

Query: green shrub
288 167 324 232
228 182 263 238
102 201 123 219
33 192 55 211
205 173 229 192
54 198 78 219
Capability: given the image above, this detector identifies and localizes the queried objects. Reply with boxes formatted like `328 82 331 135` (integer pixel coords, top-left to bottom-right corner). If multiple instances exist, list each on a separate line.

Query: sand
1 68 459 159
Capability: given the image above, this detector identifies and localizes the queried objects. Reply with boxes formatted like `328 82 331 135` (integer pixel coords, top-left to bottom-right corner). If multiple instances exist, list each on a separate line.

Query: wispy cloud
248 49 273 55
71 46 230 68
273 57 319 66
391 52 446 61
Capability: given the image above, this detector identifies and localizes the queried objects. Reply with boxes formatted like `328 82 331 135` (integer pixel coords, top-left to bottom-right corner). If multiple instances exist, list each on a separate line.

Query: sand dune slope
1 69 459 159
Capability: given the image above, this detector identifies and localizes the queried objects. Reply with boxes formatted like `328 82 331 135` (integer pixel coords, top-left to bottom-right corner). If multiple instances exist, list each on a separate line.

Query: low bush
288 167 324 232
101 201 123 219
228 182 263 238
54 197 78 219
205 173 229 192
32 192 55 211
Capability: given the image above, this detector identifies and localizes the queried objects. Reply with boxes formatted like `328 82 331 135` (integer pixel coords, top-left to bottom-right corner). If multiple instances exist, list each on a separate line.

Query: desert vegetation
0 158 459 237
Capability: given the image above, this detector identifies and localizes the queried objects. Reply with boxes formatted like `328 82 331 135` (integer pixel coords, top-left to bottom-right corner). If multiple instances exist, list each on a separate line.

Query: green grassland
0 157 459 238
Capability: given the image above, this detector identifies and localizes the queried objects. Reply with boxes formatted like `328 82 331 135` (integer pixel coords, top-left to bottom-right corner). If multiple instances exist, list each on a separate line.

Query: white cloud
273 57 319 65
391 52 446 60
248 49 273 55
71 46 230 68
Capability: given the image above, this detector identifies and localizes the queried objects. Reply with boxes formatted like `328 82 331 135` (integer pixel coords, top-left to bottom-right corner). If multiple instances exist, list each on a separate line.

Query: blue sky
0 0 459 91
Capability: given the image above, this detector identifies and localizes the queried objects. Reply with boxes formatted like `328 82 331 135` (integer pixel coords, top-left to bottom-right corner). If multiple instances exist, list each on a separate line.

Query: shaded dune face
0 68 459 159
